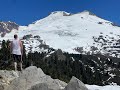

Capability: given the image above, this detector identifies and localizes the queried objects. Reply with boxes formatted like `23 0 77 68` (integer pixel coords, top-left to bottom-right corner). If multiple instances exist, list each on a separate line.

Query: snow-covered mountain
0 10 120 58
0 21 19 37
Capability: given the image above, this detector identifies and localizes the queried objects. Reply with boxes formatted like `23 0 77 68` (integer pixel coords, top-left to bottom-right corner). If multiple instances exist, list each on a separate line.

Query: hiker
10 34 23 71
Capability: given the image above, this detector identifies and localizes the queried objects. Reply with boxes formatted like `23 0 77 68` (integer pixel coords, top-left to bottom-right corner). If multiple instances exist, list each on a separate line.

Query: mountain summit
50 11 71 16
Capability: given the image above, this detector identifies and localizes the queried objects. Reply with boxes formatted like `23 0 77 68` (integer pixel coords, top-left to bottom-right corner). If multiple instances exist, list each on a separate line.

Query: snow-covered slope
0 11 120 57
86 84 120 90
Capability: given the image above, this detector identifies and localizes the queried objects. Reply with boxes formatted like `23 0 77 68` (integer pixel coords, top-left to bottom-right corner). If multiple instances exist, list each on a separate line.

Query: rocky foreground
0 66 88 90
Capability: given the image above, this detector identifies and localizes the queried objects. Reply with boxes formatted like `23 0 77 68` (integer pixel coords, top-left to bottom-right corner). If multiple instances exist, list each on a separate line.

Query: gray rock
0 70 19 90
28 83 49 90
7 66 45 90
0 84 4 90
0 66 88 90
7 78 27 90
6 66 67 90
0 70 19 81
54 79 67 89
64 76 88 90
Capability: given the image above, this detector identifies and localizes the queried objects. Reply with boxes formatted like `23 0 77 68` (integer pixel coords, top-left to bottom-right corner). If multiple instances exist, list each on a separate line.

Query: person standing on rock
10 34 23 71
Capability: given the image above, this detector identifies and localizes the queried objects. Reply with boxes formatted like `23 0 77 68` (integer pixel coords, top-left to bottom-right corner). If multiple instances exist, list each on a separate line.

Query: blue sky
0 0 120 25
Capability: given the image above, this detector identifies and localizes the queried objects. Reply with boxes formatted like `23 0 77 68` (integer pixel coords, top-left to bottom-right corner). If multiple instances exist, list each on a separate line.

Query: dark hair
14 34 18 39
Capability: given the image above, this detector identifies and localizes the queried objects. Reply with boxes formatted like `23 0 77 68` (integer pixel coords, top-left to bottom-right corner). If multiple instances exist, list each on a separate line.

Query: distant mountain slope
0 21 19 37
0 11 120 58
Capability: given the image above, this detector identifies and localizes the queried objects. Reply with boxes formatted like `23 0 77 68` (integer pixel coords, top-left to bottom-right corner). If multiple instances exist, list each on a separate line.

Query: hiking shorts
12 54 22 63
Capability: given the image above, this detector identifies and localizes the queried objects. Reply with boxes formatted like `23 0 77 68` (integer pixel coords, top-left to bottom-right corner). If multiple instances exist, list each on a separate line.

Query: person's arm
19 40 23 55
9 41 12 54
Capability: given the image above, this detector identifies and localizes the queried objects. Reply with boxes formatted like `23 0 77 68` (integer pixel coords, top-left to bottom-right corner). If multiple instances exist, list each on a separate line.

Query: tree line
0 40 120 85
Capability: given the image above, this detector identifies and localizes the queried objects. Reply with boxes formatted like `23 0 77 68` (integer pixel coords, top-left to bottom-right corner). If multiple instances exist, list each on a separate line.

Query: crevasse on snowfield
2 11 120 54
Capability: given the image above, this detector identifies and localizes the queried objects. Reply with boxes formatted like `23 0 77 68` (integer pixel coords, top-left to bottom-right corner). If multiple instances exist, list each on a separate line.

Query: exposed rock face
28 83 49 90
0 85 4 90
0 66 88 90
64 76 88 90
0 21 19 37
5 66 67 90
0 70 19 90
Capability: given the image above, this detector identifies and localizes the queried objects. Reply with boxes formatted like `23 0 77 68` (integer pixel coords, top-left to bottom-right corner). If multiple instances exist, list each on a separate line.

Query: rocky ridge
0 66 88 90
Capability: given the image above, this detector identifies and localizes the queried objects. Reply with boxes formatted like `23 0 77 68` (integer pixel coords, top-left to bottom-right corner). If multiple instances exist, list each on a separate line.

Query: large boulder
64 76 88 90
0 66 88 90
28 80 67 90
6 66 67 90
28 83 49 90
0 70 19 90
54 79 67 89
0 84 4 90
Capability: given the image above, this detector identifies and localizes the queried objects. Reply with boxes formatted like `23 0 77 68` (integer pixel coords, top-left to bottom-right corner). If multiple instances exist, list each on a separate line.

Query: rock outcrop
0 66 88 90
0 21 19 37
0 70 19 90
63 76 88 90
28 83 49 90
6 66 67 90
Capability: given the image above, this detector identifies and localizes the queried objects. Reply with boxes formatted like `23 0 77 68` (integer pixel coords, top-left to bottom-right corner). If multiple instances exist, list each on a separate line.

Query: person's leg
14 62 17 71
17 55 23 71
20 62 23 71
13 54 17 71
